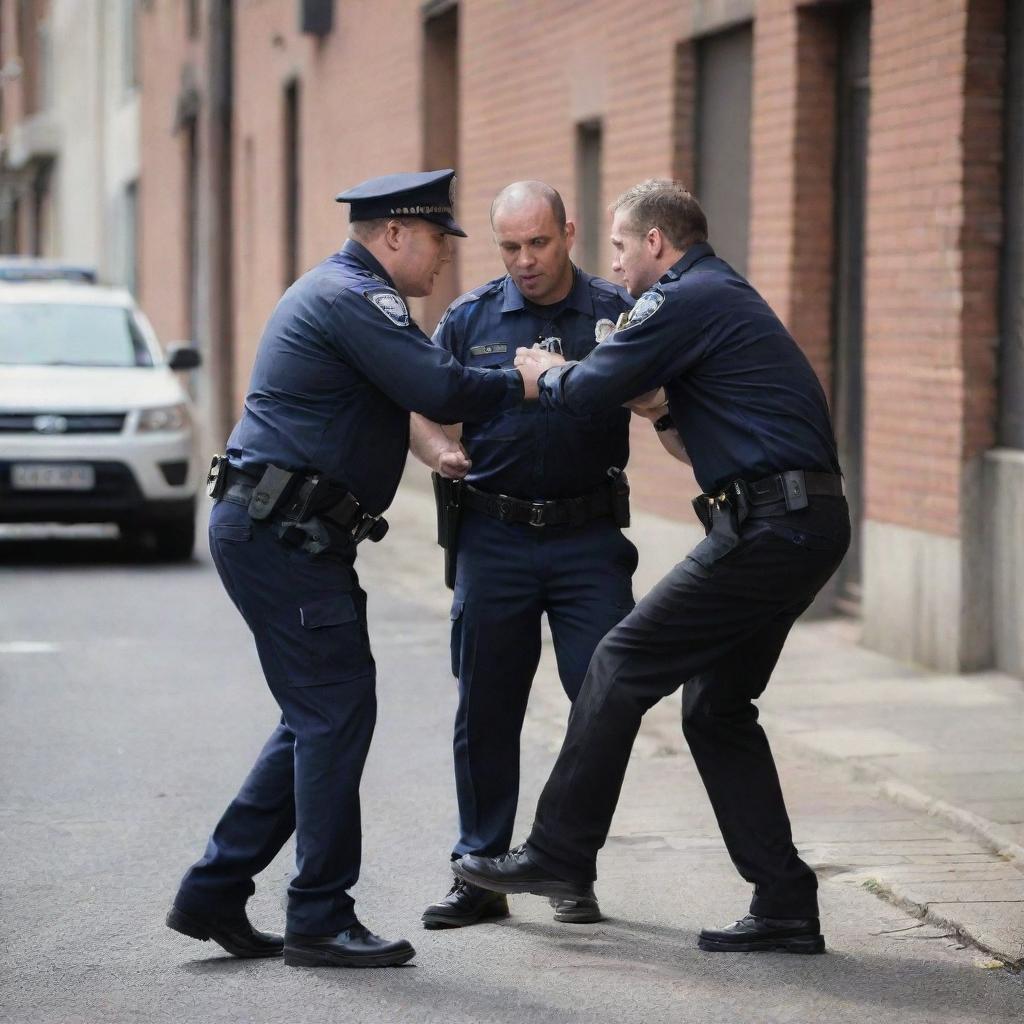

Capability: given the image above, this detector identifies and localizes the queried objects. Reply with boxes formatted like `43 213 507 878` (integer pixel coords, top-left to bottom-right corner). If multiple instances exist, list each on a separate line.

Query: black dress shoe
698 914 825 954
283 923 415 968
551 885 602 924
422 876 510 929
165 905 283 959
453 844 589 902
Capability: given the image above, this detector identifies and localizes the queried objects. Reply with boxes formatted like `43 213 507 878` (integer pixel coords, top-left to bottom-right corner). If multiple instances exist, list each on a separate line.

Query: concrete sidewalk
375 469 1024 968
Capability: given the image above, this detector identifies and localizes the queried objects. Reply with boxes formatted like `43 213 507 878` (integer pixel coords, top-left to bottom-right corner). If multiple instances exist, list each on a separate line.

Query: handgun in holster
432 472 463 590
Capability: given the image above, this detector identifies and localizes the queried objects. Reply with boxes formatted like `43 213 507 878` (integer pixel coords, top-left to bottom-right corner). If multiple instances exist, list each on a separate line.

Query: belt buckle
529 501 546 527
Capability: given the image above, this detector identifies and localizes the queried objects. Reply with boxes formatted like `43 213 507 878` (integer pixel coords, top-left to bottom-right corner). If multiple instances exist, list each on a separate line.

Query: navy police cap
335 168 466 237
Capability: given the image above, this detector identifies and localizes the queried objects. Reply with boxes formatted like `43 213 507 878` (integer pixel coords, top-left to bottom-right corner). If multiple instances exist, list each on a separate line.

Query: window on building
695 23 752 276
283 80 301 288
123 180 139 297
187 0 200 39
999 0 1023 449
122 0 138 93
575 120 603 276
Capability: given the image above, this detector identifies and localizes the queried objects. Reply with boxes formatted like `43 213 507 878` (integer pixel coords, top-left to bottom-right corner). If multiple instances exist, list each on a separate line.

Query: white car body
0 282 200 555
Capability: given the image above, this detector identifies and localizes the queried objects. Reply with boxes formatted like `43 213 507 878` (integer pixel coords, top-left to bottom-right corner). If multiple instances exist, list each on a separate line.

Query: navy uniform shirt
538 243 841 495
433 267 633 500
227 239 523 515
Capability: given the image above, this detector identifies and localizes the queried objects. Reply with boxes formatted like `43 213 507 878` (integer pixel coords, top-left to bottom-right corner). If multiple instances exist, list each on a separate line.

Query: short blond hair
611 179 708 250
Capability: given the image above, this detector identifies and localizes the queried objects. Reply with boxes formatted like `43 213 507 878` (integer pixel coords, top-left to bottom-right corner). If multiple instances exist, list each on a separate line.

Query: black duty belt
215 461 386 544
463 482 613 528
693 469 844 531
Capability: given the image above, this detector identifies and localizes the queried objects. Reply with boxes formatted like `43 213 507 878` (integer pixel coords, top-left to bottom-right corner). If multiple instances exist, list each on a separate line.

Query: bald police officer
410 182 635 930
455 180 850 956
166 170 526 969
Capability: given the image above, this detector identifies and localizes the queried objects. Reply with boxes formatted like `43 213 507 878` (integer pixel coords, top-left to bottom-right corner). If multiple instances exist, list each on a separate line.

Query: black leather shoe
551 885 602 924
283 923 415 968
698 914 825 954
422 876 510 929
166 905 283 959
453 844 589 902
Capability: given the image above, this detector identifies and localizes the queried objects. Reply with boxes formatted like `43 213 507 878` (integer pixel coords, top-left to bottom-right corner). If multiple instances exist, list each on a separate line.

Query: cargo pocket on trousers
298 592 370 685
449 599 464 679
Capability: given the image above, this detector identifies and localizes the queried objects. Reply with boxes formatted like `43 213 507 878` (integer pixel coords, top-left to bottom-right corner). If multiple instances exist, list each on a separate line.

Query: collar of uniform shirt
660 241 717 283
499 265 595 317
340 238 397 289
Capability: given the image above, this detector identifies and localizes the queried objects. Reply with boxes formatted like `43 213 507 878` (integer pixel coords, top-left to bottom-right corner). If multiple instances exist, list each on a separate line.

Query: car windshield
0 302 154 367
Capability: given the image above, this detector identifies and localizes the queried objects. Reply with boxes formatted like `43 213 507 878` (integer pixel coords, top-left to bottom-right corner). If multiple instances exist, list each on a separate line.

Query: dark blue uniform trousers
526 497 851 919
450 508 637 858
174 500 376 935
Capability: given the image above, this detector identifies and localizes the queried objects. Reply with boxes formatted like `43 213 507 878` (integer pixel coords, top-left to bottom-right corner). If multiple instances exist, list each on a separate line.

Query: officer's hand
625 386 668 419
436 447 472 480
515 345 565 372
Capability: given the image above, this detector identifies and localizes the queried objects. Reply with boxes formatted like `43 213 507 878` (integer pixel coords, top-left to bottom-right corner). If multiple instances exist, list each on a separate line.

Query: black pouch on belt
247 464 296 521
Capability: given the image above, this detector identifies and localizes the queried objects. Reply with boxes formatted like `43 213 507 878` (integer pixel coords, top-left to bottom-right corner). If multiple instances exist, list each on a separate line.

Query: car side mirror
167 345 202 371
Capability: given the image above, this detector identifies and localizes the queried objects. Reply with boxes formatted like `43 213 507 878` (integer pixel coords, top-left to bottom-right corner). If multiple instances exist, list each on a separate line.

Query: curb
859 878 1023 971
872 777 1024 873
770 731 1024 872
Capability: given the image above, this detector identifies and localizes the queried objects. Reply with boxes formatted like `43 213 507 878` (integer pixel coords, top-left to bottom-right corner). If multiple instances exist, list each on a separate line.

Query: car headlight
137 403 190 432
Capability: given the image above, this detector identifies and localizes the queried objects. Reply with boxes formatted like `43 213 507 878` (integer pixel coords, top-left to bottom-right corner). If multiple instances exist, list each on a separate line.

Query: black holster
432 472 463 590
607 467 631 528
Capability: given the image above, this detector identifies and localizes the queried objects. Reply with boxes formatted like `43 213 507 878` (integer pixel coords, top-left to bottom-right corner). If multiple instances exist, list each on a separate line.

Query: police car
0 270 201 560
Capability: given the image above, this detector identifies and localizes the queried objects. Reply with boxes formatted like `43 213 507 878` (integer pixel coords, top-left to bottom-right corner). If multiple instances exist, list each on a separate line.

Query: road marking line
0 641 61 654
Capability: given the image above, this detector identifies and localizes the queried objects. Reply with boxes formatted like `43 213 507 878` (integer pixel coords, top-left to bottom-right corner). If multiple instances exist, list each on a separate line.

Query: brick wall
135 0 1007 534
864 0 1003 537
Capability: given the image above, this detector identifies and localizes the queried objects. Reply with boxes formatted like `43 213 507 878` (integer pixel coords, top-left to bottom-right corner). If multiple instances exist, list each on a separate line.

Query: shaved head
490 180 567 231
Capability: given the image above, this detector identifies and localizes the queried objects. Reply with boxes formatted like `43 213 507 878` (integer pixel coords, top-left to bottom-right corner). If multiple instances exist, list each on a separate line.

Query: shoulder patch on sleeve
365 288 410 327
621 288 665 330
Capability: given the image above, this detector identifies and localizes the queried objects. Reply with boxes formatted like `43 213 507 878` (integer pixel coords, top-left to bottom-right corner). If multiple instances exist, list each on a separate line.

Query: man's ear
564 220 577 252
383 219 404 251
646 227 665 259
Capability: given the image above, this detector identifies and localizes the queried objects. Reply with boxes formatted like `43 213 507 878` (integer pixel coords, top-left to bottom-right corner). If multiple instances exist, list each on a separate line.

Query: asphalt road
1 515 1021 1023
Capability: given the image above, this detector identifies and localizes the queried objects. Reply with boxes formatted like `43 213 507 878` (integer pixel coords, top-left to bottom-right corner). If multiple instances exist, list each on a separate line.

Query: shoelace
448 875 470 896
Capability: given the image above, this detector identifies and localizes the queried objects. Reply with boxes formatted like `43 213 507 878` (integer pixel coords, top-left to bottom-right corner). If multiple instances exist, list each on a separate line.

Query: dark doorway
999 0 1023 449
831 2 871 614
283 79 301 288
696 23 752 276
209 0 236 443
575 120 603 276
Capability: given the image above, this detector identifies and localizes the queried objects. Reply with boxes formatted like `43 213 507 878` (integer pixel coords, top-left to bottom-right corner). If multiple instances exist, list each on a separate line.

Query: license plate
10 464 96 491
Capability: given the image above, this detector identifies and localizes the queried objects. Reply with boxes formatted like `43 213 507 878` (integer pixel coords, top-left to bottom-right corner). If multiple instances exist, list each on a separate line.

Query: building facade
0 0 141 289
4 0 1021 678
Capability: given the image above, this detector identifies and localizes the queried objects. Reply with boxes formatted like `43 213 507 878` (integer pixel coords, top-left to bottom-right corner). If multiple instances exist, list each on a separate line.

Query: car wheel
154 516 196 562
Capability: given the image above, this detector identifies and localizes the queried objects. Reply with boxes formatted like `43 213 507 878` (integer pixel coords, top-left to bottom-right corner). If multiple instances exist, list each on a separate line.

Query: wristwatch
653 412 674 433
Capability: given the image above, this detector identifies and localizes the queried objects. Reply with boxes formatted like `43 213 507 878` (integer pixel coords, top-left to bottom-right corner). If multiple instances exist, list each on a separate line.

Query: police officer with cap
166 169 526 969
410 181 638 930
454 179 851 956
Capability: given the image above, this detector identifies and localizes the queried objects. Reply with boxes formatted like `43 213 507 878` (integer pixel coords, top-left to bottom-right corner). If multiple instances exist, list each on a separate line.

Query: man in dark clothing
455 179 850 955
165 170 526 969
